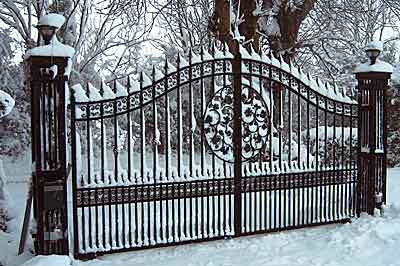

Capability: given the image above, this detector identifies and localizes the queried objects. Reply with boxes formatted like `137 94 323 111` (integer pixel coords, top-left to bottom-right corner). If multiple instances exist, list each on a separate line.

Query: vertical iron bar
113 86 120 247
369 80 377 215
176 55 182 241
248 60 253 233
188 51 194 239
297 83 301 226
139 73 146 244
184 176 187 238
200 47 206 177
47 81 52 168
383 79 388 204
42 82 47 170
177 55 183 179
210 50 216 237
333 101 338 220
126 78 132 247
152 67 158 244
316 95 321 223
349 104 354 216
278 83 283 229
233 44 242 236
325 97 329 221
70 89 79 257
341 102 345 218
164 61 170 241
306 87 310 225
100 95 106 249
222 54 228 235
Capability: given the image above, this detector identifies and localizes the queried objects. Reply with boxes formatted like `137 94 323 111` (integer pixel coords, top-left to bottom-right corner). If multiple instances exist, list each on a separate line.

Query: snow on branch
0 90 14 119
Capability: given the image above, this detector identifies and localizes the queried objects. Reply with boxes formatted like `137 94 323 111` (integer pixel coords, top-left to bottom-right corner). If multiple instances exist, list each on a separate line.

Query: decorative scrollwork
282 72 290 86
130 93 140 107
192 65 202 78
252 62 260 74
203 85 270 163
261 64 270 77
215 61 224 73
167 73 177 88
204 62 213 75
180 68 189 83
272 67 280 81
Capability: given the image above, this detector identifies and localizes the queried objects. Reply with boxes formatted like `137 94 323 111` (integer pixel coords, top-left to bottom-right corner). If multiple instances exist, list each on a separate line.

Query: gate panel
71 46 237 258
237 53 358 235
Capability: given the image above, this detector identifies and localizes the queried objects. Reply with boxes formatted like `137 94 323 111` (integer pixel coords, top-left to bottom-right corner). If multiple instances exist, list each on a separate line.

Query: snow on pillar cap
365 40 383 52
37 14 66 31
354 59 393 74
25 38 75 59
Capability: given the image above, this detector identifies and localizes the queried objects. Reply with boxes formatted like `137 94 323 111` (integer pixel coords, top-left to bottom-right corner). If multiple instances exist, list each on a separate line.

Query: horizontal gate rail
76 169 356 207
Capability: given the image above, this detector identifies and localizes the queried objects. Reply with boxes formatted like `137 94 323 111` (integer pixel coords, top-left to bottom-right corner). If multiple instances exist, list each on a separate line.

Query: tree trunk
209 0 259 53
260 0 317 61
209 0 316 58
208 0 316 129
237 0 259 51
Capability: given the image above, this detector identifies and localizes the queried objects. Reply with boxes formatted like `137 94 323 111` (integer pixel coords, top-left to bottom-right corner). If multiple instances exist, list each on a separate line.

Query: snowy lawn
1 168 400 266
0 182 32 266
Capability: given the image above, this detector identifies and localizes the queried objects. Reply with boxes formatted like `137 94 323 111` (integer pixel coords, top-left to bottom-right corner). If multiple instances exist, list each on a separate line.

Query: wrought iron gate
70 43 359 258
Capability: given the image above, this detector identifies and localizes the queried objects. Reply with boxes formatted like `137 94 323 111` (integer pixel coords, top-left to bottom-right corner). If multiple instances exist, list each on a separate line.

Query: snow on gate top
72 43 356 109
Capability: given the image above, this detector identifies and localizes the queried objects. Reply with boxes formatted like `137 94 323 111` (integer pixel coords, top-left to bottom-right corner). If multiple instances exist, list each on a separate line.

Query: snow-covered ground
0 181 32 266
1 168 400 266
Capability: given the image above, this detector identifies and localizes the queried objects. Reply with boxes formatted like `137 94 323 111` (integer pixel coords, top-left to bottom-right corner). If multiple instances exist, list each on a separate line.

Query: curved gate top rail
71 43 357 121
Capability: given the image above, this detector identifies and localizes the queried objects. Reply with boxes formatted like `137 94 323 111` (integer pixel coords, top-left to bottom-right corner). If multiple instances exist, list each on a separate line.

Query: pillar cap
25 38 75 59
354 59 393 74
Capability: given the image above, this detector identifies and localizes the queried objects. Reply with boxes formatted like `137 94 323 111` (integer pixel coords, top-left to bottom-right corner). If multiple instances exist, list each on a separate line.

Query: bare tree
49 0 154 83
0 0 154 158
209 0 316 59
0 0 154 82
149 0 213 57
0 0 42 49
298 0 400 86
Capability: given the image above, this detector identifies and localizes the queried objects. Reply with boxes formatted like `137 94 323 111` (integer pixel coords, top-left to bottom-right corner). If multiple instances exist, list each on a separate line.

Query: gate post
25 14 75 255
354 41 392 216
232 41 243 235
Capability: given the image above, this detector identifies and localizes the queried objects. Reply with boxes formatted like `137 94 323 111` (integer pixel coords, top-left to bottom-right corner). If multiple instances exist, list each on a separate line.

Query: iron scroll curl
203 84 270 163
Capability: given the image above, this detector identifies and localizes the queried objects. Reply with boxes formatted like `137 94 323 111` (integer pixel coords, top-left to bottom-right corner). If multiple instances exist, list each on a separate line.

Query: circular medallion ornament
203 85 270 163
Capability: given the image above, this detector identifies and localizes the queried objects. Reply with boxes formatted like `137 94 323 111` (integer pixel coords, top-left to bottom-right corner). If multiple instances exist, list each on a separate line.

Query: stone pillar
354 41 393 215
25 13 75 255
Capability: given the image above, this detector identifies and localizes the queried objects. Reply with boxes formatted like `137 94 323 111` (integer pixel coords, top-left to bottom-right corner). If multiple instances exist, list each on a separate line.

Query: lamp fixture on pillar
365 41 383 65
35 14 66 45
36 25 57 45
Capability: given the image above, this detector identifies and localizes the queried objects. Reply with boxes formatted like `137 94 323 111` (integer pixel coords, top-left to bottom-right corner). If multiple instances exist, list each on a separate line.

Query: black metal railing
69 43 360 258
